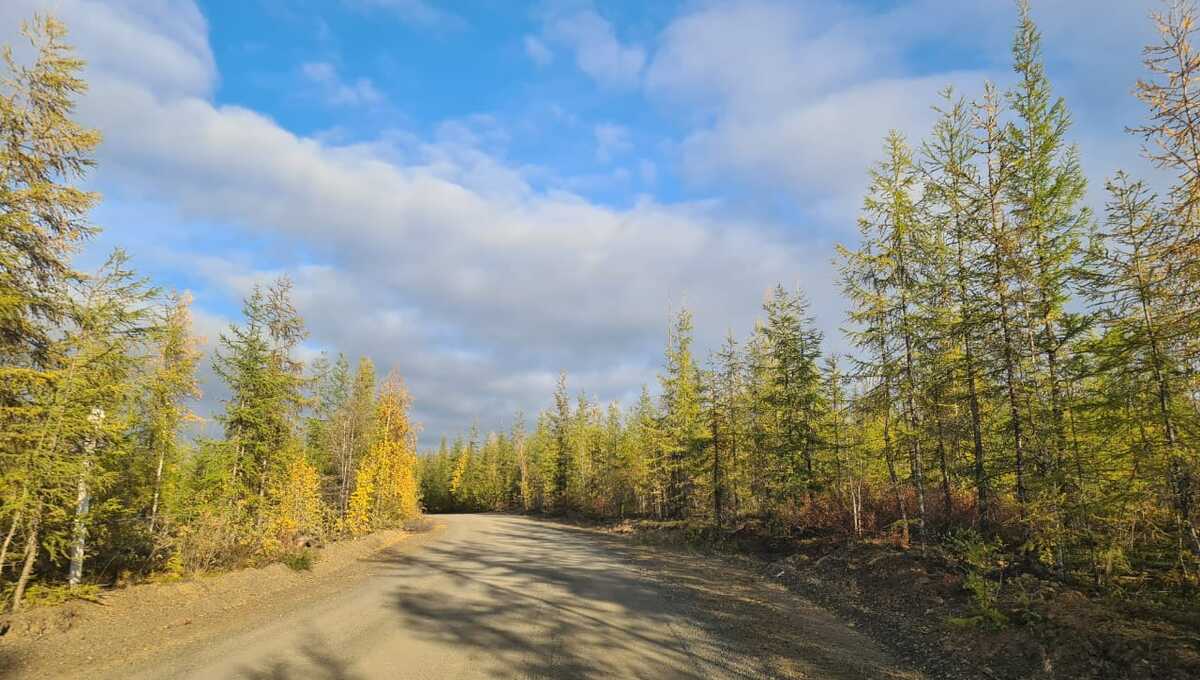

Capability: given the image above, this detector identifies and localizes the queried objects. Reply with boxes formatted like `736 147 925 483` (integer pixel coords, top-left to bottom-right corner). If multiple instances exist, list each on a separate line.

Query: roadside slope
0 527 438 679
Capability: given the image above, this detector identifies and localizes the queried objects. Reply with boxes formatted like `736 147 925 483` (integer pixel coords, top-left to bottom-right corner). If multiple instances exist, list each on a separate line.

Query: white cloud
300 61 384 108
593 123 632 163
543 9 645 89
644 0 1163 226
0 0 214 97
646 0 880 112
523 35 553 66
678 72 985 223
2 0 829 442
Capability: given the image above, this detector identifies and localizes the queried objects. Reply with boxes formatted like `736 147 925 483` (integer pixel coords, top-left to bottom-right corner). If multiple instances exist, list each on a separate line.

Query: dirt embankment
0 525 439 680
579 517 1200 680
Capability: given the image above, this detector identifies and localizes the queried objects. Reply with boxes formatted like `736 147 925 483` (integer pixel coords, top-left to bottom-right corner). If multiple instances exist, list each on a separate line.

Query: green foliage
6 583 102 609
280 548 316 572
759 285 824 505
947 529 1009 628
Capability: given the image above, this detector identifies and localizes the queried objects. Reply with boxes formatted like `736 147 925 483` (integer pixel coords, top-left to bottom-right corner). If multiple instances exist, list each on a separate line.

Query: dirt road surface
4 514 919 679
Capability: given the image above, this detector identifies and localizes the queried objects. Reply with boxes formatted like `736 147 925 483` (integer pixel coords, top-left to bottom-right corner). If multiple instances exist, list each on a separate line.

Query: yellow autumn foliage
267 449 326 550
346 372 421 536
345 460 376 536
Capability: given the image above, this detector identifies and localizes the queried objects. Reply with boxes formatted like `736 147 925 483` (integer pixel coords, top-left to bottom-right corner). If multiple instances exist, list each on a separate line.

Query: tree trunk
935 409 953 521
881 399 909 547
712 414 723 529
964 339 989 530
12 512 39 612
900 325 927 545
0 509 21 575
996 279 1028 514
149 444 166 535
955 208 990 531
68 454 93 588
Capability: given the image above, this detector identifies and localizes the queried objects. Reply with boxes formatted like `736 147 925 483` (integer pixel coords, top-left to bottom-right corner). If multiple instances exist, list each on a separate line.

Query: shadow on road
232 515 913 679
238 631 365 680
372 516 907 679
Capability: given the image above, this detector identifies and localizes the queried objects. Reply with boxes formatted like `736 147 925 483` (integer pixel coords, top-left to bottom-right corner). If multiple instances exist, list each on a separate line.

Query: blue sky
0 0 1166 444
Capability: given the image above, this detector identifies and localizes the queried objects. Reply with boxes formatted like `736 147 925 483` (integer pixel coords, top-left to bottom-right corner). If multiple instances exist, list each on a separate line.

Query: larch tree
10 252 154 608
335 357 376 521
844 131 929 543
347 371 419 535
548 371 572 511
839 236 909 544
628 386 660 517
1131 0 1200 554
1005 0 1091 564
659 307 705 519
213 278 307 518
0 15 101 604
305 352 350 497
973 82 1032 519
708 331 743 527
140 293 202 537
1088 173 1200 555
921 90 992 529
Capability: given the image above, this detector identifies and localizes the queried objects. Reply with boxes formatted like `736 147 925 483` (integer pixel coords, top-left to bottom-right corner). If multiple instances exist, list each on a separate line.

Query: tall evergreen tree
659 308 705 519
139 293 202 536
548 372 572 511
1088 173 1200 554
213 278 307 517
843 131 928 542
921 90 992 529
760 285 824 506
1005 2 1090 560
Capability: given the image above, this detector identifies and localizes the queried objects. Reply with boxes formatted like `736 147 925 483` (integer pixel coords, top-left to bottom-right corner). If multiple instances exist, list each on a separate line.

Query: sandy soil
0 527 437 679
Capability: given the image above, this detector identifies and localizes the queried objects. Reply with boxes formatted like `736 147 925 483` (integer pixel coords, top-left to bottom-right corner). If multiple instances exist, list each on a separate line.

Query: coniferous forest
2 0 1200 647
0 17 421 611
423 1 1200 601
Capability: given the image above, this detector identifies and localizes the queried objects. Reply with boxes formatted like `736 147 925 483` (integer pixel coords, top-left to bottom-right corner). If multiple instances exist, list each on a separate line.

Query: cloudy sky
0 0 1167 445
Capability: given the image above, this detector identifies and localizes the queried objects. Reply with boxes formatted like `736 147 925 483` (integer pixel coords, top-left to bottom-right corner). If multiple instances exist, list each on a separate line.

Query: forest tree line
0 17 420 612
423 2 1200 590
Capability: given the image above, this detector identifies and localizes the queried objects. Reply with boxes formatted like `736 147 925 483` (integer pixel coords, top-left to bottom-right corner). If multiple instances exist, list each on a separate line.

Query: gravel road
8 514 920 680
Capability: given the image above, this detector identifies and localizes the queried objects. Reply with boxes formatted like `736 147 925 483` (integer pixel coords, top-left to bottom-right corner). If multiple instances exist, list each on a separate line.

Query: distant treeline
423 2 1200 593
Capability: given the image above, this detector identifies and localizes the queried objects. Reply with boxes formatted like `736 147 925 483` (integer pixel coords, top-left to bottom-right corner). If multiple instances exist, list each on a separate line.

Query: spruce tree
760 286 823 505
548 372 572 511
